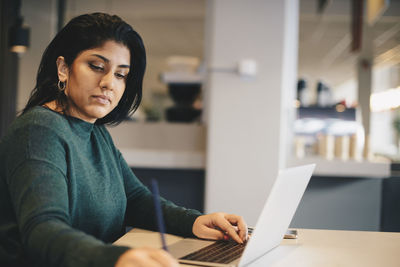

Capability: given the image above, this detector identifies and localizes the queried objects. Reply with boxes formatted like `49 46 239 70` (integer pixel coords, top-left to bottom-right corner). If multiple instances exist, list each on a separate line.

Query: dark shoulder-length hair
22 12 146 125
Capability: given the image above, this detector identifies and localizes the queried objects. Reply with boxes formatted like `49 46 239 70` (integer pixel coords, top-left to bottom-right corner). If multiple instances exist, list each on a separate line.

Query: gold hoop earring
58 80 66 91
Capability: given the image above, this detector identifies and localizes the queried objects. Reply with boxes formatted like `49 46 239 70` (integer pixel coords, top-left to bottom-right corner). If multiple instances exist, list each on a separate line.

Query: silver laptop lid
239 164 315 266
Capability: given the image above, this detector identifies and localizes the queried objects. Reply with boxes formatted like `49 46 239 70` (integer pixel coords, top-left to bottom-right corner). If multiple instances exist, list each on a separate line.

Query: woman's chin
81 107 112 121
94 105 114 114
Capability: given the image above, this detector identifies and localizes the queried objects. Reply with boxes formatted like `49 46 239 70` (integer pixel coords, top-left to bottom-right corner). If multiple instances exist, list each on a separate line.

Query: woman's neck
42 100 61 113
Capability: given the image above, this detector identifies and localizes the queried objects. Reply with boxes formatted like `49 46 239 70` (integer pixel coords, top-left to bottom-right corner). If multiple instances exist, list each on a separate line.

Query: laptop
168 164 315 267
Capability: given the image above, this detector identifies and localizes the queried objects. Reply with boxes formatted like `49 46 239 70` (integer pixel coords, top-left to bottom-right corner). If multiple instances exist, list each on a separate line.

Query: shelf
288 156 391 179
119 148 205 169
108 122 391 175
107 121 206 169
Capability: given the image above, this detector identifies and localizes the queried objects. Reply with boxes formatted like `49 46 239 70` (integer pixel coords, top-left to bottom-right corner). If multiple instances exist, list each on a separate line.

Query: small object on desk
248 227 298 239
284 229 298 239
248 227 254 234
151 179 169 251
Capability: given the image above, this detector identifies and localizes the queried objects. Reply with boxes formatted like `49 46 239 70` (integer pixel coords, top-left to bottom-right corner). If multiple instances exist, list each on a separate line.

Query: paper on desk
114 229 183 248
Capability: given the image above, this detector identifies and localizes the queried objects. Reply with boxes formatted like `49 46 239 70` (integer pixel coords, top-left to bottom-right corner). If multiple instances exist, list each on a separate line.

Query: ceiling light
9 17 30 54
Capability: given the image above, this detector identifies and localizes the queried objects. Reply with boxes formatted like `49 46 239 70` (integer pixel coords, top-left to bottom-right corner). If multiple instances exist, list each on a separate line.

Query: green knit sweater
0 106 202 267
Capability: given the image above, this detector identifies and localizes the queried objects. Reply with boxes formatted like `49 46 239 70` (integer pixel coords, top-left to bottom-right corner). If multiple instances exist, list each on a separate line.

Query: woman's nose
99 71 115 90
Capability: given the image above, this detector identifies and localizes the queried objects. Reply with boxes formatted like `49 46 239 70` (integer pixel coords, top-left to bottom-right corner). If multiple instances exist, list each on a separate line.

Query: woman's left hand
192 213 248 244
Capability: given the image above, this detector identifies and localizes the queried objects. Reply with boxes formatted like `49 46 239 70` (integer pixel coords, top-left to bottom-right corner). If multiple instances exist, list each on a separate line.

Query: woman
0 13 247 267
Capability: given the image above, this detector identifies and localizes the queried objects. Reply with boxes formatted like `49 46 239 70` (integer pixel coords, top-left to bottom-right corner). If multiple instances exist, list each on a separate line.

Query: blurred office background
1 0 400 232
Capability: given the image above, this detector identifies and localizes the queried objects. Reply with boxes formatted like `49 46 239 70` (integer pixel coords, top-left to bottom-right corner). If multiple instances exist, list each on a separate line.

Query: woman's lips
92 95 111 105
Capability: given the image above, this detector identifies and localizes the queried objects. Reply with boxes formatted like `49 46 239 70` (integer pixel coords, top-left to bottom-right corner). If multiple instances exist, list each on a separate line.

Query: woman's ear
56 56 69 82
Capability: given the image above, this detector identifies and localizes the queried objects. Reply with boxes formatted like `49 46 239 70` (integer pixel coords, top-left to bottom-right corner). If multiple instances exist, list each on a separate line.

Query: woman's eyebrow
91 54 130 68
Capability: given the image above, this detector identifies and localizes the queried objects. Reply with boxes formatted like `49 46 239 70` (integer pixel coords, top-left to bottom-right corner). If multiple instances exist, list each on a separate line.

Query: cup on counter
294 136 306 158
317 134 334 160
334 135 350 161
349 134 362 161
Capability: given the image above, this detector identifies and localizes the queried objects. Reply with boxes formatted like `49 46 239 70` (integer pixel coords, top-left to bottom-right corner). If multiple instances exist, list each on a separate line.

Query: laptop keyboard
180 240 247 264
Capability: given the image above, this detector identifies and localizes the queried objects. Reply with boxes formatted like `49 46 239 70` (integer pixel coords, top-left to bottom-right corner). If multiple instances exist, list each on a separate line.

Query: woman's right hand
115 248 179 267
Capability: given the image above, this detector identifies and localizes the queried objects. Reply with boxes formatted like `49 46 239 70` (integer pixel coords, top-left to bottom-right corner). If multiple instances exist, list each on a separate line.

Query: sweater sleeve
7 159 130 267
118 151 202 237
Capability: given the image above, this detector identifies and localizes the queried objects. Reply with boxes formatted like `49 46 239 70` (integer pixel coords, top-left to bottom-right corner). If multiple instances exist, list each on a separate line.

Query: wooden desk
115 228 400 266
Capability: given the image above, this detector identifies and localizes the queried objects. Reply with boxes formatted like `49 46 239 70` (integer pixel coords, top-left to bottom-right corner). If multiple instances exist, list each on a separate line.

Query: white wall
204 0 299 225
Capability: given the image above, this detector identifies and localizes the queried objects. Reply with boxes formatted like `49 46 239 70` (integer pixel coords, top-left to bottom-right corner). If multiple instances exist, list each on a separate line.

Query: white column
204 0 299 225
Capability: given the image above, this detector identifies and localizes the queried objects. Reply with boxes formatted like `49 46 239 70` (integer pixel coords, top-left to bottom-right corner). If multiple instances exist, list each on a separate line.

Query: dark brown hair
23 13 146 125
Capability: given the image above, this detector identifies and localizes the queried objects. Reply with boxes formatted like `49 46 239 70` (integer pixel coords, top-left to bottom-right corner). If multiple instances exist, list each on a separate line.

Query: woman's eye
89 63 104 71
115 73 127 79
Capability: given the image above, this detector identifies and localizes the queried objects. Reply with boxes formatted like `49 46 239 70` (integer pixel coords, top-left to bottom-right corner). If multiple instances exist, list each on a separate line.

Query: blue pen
151 179 168 252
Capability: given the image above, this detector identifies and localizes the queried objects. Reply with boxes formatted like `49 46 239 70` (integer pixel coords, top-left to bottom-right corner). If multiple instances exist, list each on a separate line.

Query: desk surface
114 228 400 267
